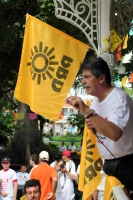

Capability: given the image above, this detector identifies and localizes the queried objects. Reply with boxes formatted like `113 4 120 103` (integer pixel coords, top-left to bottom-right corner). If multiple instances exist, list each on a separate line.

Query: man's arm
13 181 17 200
61 166 77 181
65 170 77 181
85 114 122 141
46 177 57 200
66 96 122 141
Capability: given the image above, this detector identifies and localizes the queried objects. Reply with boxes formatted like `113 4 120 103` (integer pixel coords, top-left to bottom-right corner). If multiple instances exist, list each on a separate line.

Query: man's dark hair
57 159 66 166
24 179 41 194
81 57 111 85
31 154 39 165
53 153 61 161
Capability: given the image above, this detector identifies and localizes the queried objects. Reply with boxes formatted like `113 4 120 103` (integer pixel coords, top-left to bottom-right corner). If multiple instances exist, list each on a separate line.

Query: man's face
62 154 67 161
29 158 34 167
25 186 40 200
1 162 10 170
82 69 103 97
21 166 27 173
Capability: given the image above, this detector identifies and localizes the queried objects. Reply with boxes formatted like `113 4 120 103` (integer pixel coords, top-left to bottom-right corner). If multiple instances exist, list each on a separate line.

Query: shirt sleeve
12 170 18 181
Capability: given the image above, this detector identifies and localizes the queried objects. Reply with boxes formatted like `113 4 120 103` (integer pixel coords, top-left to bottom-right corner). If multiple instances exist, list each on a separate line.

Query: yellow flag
78 125 103 200
123 34 128 49
103 29 122 53
104 176 124 200
121 76 127 87
14 14 89 121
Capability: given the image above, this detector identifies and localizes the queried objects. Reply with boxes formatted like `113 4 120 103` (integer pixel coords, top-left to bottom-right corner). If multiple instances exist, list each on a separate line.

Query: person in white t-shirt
77 142 82 152
68 142 76 153
55 159 77 200
66 57 133 200
62 150 76 172
17 165 29 200
50 153 61 169
0 157 17 200
58 142 67 153
17 165 29 186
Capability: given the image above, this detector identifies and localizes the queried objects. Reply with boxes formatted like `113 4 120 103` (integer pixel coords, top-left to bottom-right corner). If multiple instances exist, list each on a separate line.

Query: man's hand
85 118 95 130
60 165 67 173
93 189 98 200
66 96 90 114
46 192 54 199
1 191 8 197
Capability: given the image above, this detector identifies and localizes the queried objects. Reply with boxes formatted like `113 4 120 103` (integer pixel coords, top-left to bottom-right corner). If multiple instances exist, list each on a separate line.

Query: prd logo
27 42 59 85
27 42 73 93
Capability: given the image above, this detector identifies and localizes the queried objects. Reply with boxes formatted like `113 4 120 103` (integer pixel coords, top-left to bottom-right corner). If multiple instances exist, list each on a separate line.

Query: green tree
67 112 85 135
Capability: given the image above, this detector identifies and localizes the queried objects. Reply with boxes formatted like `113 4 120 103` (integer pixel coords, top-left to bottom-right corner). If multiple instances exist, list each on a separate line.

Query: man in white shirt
58 142 67 153
68 142 76 153
62 150 76 173
55 158 77 200
0 157 17 200
66 57 133 199
77 142 82 152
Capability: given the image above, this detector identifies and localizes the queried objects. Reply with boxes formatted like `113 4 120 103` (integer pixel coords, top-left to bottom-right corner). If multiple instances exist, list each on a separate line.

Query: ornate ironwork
53 0 98 52
53 0 133 68
115 0 133 38
53 0 133 50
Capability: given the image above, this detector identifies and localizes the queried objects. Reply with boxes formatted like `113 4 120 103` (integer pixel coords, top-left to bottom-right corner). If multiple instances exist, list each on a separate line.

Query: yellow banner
14 14 89 121
78 125 103 200
104 176 124 200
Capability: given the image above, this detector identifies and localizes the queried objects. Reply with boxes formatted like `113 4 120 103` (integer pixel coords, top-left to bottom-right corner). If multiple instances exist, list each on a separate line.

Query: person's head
24 179 41 200
71 142 74 146
1 157 11 170
62 142 65 146
30 154 39 167
62 150 70 161
57 159 66 171
39 151 49 163
20 165 27 173
53 153 61 161
81 57 111 96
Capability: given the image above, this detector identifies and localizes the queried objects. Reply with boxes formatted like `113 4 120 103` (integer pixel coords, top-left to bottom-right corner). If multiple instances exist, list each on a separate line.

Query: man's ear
99 74 105 83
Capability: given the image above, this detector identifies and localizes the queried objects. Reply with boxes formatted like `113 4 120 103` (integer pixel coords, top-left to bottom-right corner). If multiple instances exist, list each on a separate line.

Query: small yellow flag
103 29 122 53
14 14 89 121
121 76 127 87
78 125 103 200
123 34 128 49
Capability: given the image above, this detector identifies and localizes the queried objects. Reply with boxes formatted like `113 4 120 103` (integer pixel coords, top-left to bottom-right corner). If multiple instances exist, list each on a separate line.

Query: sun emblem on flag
27 42 59 85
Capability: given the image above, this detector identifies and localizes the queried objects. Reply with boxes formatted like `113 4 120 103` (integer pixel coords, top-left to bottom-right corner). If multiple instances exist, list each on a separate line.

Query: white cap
39 151 49 161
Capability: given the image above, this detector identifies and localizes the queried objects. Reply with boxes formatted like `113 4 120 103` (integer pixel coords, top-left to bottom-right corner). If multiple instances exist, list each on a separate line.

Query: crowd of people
58 142 82 154
0 150 80 200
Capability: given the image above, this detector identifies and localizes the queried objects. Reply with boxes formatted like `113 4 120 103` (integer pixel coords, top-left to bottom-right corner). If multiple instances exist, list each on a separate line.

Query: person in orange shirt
30 151 57 200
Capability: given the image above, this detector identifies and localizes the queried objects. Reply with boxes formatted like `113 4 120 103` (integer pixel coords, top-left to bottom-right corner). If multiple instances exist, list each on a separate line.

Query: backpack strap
69 160 73 172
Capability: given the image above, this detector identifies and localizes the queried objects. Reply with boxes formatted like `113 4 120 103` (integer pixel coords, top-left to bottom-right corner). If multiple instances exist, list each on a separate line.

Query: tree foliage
67 112 85 135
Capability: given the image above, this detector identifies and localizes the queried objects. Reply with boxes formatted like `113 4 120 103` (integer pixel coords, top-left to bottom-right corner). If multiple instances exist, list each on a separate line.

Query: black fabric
73 180 83 200
103 154 133 200
17 189 24 200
